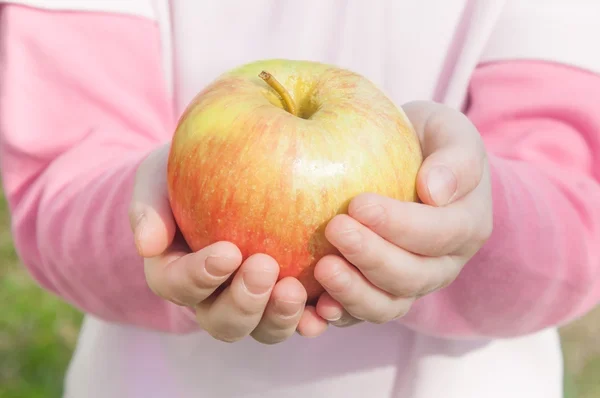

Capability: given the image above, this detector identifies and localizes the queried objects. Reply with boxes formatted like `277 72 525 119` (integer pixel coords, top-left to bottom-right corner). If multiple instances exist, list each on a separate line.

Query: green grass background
0 189 598 398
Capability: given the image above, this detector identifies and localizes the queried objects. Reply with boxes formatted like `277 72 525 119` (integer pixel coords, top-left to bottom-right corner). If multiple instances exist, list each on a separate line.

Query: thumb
129 143 176 257
402 101 487 206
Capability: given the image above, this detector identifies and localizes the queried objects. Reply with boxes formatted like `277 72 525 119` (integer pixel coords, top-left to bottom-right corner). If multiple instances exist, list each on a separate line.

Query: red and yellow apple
167 59 423 303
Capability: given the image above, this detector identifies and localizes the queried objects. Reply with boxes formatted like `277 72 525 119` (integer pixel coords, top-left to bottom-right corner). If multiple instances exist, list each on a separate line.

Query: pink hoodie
1 1 599 397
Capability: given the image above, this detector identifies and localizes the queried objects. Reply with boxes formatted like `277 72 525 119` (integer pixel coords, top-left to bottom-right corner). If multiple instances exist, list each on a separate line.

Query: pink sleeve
0 6 197 333
401 61 600 338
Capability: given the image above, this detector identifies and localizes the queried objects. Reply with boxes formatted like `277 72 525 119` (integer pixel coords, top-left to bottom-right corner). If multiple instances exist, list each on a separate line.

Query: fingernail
323 310 342 322
242 269 276 295
321 270 351 293
204 255 234 278
275 299 304 318
427 166 457 206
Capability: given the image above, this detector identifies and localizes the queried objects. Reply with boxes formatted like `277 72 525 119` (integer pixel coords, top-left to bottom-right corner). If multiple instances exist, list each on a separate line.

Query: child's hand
128 144 327 343
313 101 493 328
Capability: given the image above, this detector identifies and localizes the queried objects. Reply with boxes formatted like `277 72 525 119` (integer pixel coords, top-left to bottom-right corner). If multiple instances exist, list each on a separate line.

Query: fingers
402 101 486 206
316 292 362 328
250 277 307 344
195 254 279 343
129 144 175 257
324 215 461 297
314 255 414 324
144 240 243 307
348 193 484 256
343 101 493 258
149 243 323 344
296 306 329 338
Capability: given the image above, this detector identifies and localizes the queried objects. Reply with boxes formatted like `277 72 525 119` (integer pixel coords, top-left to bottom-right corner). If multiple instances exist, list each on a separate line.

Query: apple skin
167 59 423 303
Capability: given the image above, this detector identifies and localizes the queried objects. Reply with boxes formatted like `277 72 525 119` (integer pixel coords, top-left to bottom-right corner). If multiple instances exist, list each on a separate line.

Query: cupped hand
314 101 494 328
128 144 328 344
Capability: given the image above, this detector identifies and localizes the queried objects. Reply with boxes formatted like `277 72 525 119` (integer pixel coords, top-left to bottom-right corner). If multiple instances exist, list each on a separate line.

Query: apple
167 59 423 303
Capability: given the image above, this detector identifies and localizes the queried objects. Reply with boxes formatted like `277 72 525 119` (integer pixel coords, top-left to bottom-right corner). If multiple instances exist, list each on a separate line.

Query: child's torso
169 0 490 115
36 1 563 397
65 315 563 398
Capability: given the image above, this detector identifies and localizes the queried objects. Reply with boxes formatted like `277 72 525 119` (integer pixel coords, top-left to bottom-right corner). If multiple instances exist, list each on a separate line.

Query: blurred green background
0 189 598 398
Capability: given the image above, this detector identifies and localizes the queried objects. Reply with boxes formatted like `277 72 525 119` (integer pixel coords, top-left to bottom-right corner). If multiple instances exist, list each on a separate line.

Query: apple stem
259 71 298 116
